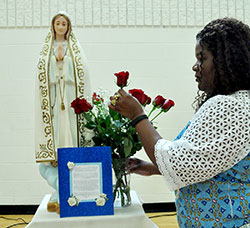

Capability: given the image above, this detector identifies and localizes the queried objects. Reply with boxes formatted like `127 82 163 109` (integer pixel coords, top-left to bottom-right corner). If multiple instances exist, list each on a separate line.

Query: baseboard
0 205 39 214
143 202 176 213
0 202 176 214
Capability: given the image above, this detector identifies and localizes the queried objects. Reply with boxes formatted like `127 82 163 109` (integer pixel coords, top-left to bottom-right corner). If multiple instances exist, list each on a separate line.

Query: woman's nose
192 63 199 72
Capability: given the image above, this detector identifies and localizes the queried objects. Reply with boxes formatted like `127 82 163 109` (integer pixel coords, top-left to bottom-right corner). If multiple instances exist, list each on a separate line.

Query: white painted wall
0 26 198 205
0 0 249 205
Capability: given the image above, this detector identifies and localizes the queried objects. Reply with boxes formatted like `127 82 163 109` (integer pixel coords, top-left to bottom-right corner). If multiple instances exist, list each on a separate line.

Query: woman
35 11 91 213
109 18 250 227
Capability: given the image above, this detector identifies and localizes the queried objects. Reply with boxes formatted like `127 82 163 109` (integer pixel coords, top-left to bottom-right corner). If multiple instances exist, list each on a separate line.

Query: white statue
35 11 92 213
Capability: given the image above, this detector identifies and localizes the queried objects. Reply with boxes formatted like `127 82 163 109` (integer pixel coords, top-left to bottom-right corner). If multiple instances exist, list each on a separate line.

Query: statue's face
54 16 68 36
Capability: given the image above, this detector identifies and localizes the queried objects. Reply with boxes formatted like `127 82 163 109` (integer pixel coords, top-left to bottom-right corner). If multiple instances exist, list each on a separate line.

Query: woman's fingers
127 157 161 176
109 91 123 108
109 89 144 119
118 89 127 96
127 158 142 173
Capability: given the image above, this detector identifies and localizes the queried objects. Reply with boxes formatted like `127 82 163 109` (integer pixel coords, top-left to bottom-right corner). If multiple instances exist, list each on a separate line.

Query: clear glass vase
113 171 131 207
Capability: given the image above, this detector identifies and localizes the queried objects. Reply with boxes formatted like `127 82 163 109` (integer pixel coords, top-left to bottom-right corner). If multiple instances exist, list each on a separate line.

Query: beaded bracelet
131 114 148 127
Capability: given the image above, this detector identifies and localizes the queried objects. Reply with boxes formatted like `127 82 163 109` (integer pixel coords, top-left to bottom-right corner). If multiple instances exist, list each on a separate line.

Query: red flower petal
162 99 175 111
71 97 92 114
153 95 166 107
114 71 129 87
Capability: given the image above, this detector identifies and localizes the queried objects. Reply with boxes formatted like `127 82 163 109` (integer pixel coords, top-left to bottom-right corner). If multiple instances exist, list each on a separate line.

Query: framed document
58 146 114 218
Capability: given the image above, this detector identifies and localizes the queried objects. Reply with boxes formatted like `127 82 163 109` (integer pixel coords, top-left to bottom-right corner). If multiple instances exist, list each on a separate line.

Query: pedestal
26 191 158 228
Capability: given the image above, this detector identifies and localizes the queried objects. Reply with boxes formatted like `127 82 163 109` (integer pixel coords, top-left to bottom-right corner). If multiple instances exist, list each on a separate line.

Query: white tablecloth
26 191 158 228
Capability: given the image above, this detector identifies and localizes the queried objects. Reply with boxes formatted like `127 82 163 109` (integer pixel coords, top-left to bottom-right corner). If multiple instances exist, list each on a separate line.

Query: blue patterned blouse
155 91 250 228
175 123 250 228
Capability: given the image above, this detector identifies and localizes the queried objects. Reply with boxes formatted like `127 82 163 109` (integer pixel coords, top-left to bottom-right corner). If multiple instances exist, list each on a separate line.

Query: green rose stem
113 157 130 207
123 172 131 203
117 114 130 207
89 110 99 123
150 110 164 122
151 107 172 122
114 172 130 207
112 116 131 207
148 106 157 118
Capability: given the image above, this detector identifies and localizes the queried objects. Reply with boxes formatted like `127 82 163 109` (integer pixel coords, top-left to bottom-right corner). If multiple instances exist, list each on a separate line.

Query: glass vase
112 158 131 207
113 171 131 207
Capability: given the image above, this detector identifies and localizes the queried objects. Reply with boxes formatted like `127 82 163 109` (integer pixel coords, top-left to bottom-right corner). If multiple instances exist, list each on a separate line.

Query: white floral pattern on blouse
155 90 250 191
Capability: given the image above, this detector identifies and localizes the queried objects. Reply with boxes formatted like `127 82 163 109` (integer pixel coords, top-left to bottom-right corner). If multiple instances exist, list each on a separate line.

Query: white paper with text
71 163 102 201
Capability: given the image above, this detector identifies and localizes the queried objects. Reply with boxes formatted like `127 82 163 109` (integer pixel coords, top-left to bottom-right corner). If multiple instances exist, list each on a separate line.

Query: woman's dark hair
193 17 250 111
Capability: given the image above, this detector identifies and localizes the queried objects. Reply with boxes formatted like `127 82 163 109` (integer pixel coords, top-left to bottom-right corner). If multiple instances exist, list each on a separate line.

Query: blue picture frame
58 146 114 218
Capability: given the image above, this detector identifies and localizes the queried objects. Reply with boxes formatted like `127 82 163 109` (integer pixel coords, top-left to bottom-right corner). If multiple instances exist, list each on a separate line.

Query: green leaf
97 125 104 134
92 136 102 146
113 120 124 128
85 121 97 129
124 137 133 158
83 113 93 122
135 142 142 151
104 115 112 127
109 109 120 120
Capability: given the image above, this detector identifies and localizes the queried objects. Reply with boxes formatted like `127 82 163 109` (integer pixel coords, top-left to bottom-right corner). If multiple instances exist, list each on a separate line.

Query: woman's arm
109 89 162 165
133 119 162 165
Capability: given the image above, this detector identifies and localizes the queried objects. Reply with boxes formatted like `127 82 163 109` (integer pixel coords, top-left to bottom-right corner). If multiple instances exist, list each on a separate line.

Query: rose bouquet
71 71 174 207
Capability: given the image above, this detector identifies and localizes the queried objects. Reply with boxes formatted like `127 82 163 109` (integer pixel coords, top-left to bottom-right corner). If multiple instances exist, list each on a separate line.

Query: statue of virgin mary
35 11 92 213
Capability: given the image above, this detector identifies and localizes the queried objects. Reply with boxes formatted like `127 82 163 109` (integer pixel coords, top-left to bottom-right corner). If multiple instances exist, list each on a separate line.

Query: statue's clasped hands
56 43 64 61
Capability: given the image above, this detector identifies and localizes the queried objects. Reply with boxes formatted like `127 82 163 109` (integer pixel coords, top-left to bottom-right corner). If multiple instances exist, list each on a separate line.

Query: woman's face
54 16 68 36
192 41 215 94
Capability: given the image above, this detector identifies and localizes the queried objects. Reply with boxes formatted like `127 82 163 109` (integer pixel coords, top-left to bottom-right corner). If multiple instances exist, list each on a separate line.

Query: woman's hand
127 157 161 176
108 89 144 120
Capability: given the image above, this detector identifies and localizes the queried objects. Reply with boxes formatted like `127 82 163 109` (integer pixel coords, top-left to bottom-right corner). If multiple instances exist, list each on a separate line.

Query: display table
26 191 158 228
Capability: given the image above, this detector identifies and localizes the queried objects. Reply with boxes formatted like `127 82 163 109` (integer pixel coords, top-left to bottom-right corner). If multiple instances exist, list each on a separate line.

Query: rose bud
129 89 151 106
92 92 104 104
153 95 166 108
114 71 129 88
162 99 175 112
129 89 143 101
141 93 151 106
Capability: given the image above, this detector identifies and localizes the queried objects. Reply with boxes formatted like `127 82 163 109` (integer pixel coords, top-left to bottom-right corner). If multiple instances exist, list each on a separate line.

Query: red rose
71 97 92 114
141 93 151 105
129 89 143 101
129 89 151 106
92 92 104 104
71 98 81 114
153 95 166 108
114 71 129 87
162 99 175 112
